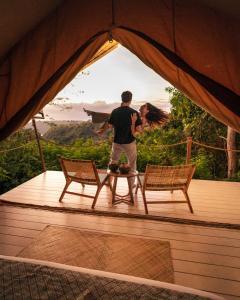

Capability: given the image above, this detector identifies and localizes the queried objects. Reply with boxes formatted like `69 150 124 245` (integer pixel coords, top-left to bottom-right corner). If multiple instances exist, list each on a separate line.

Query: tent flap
0 0 240 140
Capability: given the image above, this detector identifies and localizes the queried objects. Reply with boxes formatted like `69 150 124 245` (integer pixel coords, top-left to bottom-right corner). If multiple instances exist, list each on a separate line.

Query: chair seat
145 184 185 190
67 173 97 184
68 170 107 184
138 175 187 189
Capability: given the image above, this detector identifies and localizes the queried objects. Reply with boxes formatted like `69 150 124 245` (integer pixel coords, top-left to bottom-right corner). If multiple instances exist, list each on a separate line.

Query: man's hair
121 91 132 103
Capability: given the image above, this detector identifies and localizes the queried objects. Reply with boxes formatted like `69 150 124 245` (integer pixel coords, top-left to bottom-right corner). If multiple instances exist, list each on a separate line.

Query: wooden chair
135 164 195 214
59 158 108 208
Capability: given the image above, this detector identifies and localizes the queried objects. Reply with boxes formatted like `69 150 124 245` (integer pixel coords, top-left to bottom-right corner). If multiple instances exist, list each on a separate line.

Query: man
107 91 142 187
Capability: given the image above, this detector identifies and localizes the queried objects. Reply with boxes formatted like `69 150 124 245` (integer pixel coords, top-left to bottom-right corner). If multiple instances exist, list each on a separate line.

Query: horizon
53 45 172 106
43 100 171 121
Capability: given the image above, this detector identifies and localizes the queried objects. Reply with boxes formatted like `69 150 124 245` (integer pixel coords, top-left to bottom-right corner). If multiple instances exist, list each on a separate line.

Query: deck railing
1 135 240 173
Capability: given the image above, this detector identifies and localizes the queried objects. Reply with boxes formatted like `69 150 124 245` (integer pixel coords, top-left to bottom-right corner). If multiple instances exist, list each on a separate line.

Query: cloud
43 100 170 121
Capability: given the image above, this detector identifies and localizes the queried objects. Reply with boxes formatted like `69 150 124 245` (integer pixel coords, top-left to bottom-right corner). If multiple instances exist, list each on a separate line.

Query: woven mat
18 225 174 283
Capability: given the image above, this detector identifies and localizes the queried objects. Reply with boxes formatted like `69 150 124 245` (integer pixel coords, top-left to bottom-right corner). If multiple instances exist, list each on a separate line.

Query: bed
0 255 224 299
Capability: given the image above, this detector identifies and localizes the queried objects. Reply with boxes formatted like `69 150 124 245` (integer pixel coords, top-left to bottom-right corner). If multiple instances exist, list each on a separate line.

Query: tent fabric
0 0 240 141
113 28 240 131
0 0 63 59
0 0 113 139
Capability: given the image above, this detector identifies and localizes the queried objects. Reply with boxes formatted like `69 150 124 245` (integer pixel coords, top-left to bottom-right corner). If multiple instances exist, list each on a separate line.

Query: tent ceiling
199 0 240 18
0 0 239 140
1 0 239 60
0 0 62 58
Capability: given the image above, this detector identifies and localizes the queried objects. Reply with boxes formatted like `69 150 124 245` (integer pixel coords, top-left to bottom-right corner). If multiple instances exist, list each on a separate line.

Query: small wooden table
106 170 138 205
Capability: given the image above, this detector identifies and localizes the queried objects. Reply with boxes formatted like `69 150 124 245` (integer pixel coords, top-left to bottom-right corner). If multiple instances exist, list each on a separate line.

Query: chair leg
135 183 139 194
91 184 103 209
135 174 141 195
111 176 118 205
127 177 134 204
142 190 149 214
100 175 112 190
183 189 194 213
59 180 71 202
108 176 113 192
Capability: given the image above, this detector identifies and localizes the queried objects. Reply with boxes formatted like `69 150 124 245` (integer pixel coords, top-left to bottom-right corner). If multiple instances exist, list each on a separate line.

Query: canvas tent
0 0 239 141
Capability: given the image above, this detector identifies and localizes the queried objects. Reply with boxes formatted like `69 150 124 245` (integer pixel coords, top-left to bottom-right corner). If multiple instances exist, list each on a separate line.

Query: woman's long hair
143 103 169 126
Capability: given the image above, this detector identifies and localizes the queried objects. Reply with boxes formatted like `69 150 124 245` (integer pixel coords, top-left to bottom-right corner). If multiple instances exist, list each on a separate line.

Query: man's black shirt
109 106 142 144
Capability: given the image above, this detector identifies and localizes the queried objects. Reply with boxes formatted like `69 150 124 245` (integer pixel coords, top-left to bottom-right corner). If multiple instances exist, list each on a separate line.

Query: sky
55 45 171 107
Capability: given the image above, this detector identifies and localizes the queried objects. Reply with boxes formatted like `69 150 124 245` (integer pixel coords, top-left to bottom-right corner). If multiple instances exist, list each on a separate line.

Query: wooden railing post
186 137 192 164
32 119 46 172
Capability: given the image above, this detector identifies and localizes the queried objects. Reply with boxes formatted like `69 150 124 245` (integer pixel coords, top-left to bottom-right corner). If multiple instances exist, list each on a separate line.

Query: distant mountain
42 100 170 121
25 120 85 135
43 121 99 144
25 100 170 135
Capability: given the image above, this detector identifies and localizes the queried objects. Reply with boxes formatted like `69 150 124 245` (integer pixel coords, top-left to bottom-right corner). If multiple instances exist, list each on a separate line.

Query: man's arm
96 121 112 135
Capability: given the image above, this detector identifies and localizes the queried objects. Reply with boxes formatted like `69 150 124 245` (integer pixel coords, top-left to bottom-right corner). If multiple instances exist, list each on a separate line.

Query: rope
111 0 116 26
139 141 187 148
0 140 35 154
171 0 180 84
1 138 239 153
41 137 186 149
192 141 240 152
108 0 116 42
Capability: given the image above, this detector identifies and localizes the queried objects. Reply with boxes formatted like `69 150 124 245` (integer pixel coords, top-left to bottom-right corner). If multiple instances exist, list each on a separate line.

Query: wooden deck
0 171 240 299
1 171 240 225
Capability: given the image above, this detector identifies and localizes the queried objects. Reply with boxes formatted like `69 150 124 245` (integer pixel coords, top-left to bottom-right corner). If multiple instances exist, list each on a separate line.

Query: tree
165 87 239 179
165 87 226 142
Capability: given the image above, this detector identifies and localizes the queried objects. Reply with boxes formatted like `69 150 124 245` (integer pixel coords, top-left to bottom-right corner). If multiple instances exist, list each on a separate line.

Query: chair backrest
144 164 195 190
60 158 99 185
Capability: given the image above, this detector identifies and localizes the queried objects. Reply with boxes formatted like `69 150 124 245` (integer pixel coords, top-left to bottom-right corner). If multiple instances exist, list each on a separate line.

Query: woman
139 103 168 127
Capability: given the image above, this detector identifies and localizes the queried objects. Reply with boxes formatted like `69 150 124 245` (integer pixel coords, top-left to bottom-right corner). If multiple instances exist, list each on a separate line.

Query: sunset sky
56 45 171 108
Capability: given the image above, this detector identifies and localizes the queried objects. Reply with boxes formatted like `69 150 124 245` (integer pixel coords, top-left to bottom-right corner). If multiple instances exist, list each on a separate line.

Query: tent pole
32 119 46 172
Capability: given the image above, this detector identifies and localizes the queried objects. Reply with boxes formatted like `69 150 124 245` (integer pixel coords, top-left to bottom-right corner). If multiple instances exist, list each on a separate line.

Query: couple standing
99 91 144 188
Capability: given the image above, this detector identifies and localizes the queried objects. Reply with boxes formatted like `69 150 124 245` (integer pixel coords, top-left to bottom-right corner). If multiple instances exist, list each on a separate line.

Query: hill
43 121 104 144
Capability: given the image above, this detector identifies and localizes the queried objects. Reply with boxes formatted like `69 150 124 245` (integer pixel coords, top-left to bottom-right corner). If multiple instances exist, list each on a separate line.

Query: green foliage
0 130 42 193
165 87 237 180
0 88 239 194
166 87 227 142
192 149 212 179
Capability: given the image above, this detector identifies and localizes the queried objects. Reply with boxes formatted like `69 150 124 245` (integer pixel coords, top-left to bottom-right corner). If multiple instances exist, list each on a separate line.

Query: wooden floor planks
0 205 240 298
1 171 239 225
0 171 240 299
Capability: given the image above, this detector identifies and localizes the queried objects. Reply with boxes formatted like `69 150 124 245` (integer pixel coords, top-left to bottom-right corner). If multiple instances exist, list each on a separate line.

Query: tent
0 0 240 141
